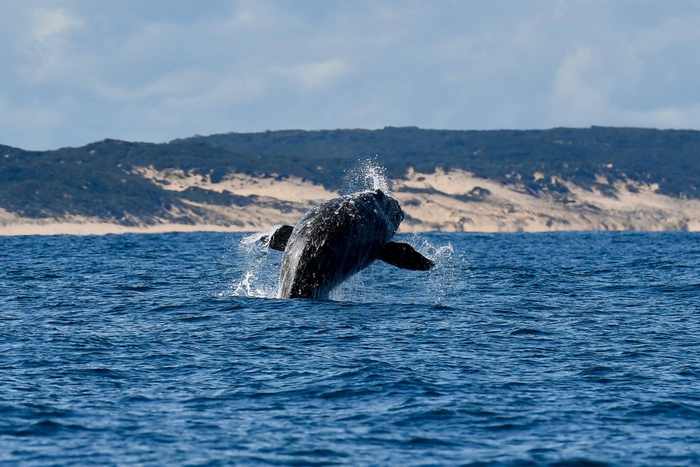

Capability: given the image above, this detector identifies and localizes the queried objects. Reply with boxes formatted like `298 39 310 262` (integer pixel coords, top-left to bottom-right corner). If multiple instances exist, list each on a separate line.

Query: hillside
1 127 700 234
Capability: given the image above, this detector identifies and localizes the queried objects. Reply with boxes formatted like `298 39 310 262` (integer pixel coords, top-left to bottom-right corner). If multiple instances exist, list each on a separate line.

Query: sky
2 0 700 150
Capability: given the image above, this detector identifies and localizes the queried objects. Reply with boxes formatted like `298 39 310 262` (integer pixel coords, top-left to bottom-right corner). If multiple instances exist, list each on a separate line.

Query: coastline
2 219 698 237
2 225 698 237
3 168 700 236
0 222 257 237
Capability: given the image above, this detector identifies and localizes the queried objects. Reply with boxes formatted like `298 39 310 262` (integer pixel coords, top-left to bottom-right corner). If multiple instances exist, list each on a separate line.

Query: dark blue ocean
1 232 699 466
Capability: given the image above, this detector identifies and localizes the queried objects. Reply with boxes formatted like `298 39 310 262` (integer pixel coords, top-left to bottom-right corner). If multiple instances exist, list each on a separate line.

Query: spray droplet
344 157 391 194
220 229 281 298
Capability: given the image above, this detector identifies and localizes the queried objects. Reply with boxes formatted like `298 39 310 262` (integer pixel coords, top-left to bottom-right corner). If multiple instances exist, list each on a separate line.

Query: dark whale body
262 189 434 299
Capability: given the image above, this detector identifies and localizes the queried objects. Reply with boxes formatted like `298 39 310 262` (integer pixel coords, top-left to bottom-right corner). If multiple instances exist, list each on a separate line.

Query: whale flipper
261 225 294 251
379 242 435 271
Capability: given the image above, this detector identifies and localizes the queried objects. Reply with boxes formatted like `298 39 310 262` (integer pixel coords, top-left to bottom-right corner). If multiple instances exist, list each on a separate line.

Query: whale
261 189 434 299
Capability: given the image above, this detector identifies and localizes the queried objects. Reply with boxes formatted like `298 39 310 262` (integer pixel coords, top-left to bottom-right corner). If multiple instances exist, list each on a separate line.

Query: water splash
383 234 456 306
344 157 391 194
420 238 457 306
329 265 373 302
328 234 456 306
220 157 457 305
219 229 280 298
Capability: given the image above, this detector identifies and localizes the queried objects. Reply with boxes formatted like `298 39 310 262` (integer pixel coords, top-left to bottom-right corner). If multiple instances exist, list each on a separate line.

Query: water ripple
0 232 698 466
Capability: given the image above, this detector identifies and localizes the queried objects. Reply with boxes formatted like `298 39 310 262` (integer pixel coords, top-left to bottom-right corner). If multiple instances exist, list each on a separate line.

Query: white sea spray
343 157 392 194
220 229 280 298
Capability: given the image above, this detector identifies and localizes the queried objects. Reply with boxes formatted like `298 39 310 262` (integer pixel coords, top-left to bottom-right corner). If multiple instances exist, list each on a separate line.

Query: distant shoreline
0 222 257 237
4 128 700 236
4 166 700 236
1 221 698 237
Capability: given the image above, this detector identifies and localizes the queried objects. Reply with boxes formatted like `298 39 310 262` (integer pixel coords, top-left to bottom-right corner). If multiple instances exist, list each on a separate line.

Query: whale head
370 188 404 231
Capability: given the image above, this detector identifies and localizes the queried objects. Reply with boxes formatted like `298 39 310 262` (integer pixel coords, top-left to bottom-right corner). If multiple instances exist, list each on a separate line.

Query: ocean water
1 231 699 466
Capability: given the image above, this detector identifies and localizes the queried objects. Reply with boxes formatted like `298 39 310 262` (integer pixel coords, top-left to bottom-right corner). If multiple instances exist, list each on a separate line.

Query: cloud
92 70 218 102
548 13 700 129
281 59 352 91
13 7 86 85
31 8 83 43
160 71 268 109
551 46 612 120
224 0 296 31
1 1 700 149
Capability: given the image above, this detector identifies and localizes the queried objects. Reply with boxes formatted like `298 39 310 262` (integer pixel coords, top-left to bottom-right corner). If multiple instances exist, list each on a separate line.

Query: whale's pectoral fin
260 225 294 251
379 242 435 271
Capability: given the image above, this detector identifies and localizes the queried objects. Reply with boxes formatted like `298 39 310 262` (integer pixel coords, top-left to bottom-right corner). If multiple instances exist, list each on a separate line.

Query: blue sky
2 0 700 149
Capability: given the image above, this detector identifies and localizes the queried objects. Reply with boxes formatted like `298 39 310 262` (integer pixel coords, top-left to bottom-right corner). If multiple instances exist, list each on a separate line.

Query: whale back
279 189 403 299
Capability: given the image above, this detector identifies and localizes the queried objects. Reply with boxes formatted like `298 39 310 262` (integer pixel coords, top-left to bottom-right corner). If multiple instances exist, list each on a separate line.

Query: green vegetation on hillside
1 127 699 221
181 126 700 197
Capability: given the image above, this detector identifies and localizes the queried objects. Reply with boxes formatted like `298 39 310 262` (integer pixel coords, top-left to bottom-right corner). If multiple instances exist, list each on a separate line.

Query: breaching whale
261 189 434 299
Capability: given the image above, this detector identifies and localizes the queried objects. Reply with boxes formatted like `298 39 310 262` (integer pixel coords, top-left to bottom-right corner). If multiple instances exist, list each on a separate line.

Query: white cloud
161 70 268 109
92 70 218 102
13 7 86 85
550 46 612 120
1 1 700 149
224 0 295 31
548 12 700 128
31 8 83 43
281 58 351 91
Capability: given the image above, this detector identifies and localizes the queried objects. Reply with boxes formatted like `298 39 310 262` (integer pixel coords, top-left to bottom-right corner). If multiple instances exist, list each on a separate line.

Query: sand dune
392 168 700 232
2 168 699 236
133 166 337 202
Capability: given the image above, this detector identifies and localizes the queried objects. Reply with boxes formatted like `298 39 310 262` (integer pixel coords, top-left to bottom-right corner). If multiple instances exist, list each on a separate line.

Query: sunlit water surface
1 232 699 466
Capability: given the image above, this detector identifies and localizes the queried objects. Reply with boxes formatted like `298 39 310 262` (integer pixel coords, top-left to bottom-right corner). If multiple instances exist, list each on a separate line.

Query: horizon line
5 124 700 153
